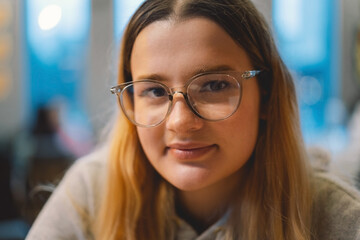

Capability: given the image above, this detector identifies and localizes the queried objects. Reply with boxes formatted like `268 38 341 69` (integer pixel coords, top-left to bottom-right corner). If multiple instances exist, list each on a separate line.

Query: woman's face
130 17 261 192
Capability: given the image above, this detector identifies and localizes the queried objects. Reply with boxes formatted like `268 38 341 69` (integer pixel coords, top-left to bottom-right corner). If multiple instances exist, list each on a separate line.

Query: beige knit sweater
26 148 360 240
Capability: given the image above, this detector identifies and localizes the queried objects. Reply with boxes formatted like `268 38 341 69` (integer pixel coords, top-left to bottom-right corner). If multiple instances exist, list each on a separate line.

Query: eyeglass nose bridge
167 87 205 120
168 86 188 101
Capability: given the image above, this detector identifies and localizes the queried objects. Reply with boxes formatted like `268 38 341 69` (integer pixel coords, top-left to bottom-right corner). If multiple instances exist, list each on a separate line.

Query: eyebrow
134 64 236 81
135 73 164 81
194 65 236 74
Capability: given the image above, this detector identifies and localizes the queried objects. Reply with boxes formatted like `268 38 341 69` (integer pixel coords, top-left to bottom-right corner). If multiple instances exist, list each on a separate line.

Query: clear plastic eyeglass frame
110 70 262 127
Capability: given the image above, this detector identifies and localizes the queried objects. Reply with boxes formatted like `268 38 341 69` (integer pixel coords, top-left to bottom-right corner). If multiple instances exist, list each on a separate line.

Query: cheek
223 112 259 152
224 95 261 156
137 127 164 160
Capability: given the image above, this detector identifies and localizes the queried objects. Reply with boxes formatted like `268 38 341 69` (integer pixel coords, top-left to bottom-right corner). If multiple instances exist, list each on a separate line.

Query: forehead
130 17 253 80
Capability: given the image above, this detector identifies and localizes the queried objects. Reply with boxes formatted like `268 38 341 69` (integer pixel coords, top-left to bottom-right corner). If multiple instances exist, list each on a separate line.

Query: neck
175 170 242 234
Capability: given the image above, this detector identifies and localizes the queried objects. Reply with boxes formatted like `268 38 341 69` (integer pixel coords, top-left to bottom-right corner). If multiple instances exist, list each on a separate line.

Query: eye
200 80 230 92
141 87 167 98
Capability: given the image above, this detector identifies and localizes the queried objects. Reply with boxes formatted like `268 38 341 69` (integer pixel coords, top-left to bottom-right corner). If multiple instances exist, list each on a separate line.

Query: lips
166 143 217 160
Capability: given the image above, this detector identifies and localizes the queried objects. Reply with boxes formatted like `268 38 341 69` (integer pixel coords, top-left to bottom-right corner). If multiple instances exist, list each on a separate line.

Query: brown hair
95 0 312 239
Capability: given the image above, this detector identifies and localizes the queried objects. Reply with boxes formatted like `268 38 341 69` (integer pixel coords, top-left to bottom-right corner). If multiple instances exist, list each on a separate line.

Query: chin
167 175 215 192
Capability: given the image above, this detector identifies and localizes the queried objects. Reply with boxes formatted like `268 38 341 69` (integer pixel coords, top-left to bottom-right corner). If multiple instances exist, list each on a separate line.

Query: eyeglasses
110 70 261 128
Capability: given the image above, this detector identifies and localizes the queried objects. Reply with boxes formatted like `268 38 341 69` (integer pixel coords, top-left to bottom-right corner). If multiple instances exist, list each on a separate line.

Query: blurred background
0 0 360 239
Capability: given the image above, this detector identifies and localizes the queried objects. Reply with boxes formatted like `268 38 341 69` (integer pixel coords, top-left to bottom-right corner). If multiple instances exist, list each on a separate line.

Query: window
25 0 93 157
273 0 347 153
26 0 91 117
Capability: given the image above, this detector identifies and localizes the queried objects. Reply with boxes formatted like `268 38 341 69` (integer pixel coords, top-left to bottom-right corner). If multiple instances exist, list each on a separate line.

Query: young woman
26 0 360 239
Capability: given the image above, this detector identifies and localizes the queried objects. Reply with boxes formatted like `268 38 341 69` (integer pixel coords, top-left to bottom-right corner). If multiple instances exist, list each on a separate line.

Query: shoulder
59 146 108 217
311 170 360 240
64 146 107 190
26 146 108 240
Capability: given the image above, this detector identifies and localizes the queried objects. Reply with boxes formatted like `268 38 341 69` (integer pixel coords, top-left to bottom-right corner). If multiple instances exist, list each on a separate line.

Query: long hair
95 0 312 239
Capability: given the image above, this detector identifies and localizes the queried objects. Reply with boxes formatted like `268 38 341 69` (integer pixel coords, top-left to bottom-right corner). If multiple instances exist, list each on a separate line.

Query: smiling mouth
166 144 217 160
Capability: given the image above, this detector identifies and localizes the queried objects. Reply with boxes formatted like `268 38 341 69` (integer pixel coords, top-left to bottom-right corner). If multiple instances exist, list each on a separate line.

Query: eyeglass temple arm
242 70 262 79
110 82 133 94
110 86 121 94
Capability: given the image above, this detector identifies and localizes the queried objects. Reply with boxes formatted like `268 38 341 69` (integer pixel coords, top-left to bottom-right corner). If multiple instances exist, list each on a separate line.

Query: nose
165 93 204 132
